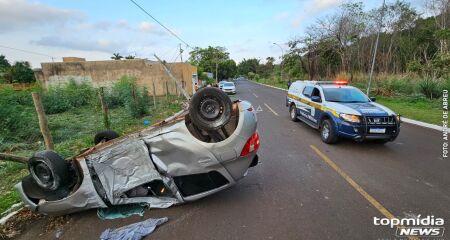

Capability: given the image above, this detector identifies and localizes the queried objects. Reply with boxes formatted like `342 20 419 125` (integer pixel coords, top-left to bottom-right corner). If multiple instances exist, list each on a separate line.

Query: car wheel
28 150 70 191
289 104 298 122
94 130 119 145
320 119 338 144
22 175 69 201
189 87 232 130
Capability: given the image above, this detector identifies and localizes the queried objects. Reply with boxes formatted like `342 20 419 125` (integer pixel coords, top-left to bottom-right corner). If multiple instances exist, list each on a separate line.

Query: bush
0 88 40 144
419 78 441 99
42 80 95 114
105 76 151 118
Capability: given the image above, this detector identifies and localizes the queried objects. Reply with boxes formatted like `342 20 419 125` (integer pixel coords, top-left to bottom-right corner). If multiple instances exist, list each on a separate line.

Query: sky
0 0 426 68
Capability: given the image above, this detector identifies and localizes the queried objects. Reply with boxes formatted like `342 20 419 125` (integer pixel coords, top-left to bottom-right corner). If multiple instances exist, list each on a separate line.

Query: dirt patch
0 210 71 240
0 209 42 239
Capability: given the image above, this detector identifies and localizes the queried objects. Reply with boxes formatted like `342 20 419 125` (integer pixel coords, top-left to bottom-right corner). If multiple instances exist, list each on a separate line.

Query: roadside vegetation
0 76 183 213
231 0 449 125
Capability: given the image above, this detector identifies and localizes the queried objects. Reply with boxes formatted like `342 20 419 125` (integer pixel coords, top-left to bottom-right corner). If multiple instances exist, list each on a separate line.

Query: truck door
308 87 323 126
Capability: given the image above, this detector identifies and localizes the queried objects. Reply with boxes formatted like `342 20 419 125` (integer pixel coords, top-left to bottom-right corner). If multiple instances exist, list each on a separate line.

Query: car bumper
337 118 400 141
223 89 236 94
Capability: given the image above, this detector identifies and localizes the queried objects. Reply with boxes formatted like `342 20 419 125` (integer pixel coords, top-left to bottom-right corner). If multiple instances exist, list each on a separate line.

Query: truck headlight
395 114 401 122
340 113 361 123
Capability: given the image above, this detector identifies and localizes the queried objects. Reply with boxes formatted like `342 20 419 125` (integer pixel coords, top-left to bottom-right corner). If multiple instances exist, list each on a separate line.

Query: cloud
291 0 342 27
0 0 82 33
31 36 125 53
76 19 131 31
138 21 155 33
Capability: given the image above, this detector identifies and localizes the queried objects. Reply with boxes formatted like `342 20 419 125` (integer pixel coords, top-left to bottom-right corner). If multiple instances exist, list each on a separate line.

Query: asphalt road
18 80 449 240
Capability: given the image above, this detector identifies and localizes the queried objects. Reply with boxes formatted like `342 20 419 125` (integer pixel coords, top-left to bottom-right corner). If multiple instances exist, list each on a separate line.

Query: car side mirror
370 97 376 102
311 96 321 103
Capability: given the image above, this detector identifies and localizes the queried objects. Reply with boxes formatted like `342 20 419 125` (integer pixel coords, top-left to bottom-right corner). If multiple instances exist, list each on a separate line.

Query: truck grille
366 116 395 125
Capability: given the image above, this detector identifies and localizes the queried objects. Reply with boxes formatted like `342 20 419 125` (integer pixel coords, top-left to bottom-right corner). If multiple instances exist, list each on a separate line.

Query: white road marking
264 103 279 116
253 93 258 98
256 105 263 112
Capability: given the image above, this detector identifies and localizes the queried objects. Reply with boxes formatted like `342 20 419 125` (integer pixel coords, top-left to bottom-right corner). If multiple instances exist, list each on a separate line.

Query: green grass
0 96 183 213
255 78 289 90
376 96 442 125
0 162 27 214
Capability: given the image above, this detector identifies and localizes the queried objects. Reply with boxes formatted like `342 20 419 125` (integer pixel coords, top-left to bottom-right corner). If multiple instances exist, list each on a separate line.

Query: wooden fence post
152 80 156 109
31 92 54 150
165 80 169 98
0 153 28 164
99 87 110 129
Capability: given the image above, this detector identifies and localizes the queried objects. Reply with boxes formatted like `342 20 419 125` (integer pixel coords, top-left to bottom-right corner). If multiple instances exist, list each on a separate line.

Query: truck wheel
290 104 298 122
28 150 70 191
320 119 338 144
94 130 119 145
189 87 232 130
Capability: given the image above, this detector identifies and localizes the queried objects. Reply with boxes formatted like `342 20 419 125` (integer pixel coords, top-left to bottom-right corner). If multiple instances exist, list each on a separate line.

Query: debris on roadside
97 204 146 220
99 217 168 240
0 209 42 239
44 215 70 232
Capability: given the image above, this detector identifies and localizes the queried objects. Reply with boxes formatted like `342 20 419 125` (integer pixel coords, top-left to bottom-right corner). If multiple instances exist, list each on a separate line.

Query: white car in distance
222 82 236 94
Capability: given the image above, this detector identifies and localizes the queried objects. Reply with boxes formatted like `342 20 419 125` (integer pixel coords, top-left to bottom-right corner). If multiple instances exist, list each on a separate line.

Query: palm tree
111 53 123 60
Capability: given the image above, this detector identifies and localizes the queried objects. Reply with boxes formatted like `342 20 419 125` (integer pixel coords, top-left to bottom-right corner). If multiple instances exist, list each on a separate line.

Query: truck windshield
323 87 369 103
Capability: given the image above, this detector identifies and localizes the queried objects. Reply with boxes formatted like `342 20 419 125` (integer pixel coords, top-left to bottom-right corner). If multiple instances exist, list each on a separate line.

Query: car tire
289 104 298 122
28 150 70 191
22 175 69 201
94 130 119 145
320 119 338 144
189 87 232 130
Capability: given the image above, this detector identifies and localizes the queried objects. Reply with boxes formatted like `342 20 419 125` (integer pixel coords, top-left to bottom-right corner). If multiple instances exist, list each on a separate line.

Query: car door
298 86 323 127
308 87 323 127
297 86 315 123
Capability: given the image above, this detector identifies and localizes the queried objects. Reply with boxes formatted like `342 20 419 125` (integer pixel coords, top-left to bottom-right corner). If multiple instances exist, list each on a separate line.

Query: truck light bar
301 80 348 85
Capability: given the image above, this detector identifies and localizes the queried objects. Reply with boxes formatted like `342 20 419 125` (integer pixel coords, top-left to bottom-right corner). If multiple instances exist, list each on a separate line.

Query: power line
0 44 57 59
129 0 191 48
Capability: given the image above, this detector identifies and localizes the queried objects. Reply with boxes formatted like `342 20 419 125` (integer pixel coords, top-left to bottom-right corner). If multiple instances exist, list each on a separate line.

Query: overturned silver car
15 87 259 215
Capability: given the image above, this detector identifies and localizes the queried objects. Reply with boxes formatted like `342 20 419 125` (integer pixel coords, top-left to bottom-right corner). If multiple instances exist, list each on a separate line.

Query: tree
0 55 11 83
125 55 135 59
111 53 123 60
10 61 35 83
189 46 230 81
218 59 237 80
237 58 260 76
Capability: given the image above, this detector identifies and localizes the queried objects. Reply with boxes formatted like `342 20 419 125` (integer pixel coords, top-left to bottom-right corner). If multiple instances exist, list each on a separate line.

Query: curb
252 81 287 91
249 80 442 132
0 202 24 225
401 118 442 131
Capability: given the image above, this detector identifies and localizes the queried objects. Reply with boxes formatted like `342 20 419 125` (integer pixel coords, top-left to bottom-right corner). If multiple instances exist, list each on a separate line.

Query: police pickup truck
286 80 400 144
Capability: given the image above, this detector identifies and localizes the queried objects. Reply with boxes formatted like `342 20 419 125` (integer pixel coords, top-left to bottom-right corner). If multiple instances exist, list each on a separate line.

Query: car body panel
16 100 258 215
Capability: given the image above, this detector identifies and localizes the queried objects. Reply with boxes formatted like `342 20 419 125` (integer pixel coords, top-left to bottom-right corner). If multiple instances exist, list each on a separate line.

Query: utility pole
215 61 219 83
154 54 190 100
367 0 386 96
179 43 184 62
273 43 284 81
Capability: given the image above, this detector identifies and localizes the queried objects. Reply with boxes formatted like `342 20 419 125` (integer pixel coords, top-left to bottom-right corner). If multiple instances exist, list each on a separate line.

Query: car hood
325 102 395 116
223 86 235 89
